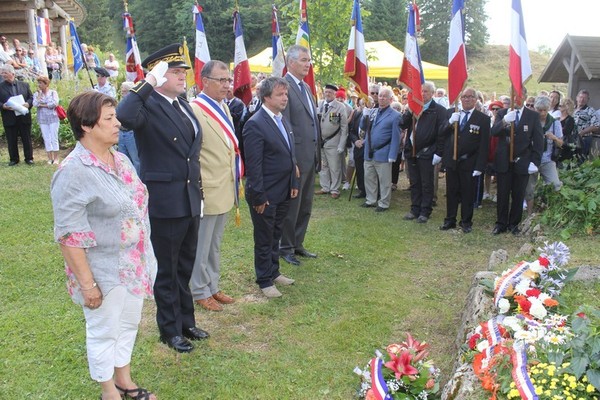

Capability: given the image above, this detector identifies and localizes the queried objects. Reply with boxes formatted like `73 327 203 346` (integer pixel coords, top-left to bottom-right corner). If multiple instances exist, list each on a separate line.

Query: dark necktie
516 110 520 125
460 111 470 130
10 83 18 96
172 100 195 142
324 103 329 113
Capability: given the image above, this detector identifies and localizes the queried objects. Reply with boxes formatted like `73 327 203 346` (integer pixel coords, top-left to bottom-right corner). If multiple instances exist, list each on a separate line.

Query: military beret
94 67 110 78
324 84 338 91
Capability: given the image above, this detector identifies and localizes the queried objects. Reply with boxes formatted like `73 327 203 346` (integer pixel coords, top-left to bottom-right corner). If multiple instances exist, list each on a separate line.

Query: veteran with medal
440 88 490 233
116 44 209 353
316 84 348 199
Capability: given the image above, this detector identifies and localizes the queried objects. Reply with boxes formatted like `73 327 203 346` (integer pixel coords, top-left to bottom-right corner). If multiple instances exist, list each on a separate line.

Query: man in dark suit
116 44 209 353
402 81 448 223
243 77 299 298
439 88 490 233
0 64 34 165
279 45 321 266
491 91 543 235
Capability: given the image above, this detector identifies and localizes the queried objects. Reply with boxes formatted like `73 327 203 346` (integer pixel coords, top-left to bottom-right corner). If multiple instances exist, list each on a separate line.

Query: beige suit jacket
190 100 236 215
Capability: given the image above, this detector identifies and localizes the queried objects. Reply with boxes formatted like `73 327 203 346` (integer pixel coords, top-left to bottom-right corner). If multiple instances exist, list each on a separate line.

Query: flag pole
453 101 459 160
510 86 515 162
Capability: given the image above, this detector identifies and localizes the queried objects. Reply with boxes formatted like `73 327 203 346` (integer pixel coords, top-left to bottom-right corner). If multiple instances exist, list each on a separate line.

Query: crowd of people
2 36 600 399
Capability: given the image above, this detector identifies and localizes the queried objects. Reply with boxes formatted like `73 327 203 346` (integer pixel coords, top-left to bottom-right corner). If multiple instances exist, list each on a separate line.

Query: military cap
142 43 190 70
324 84 338 91
94 67 110 78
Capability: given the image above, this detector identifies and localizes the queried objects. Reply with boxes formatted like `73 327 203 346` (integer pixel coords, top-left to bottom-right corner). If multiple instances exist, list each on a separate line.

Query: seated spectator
46 47 62 80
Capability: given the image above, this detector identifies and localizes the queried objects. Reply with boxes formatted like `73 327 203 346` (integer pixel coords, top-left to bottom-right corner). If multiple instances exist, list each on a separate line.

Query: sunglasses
491 107 500 111
370 91 378 95
526 103 534 108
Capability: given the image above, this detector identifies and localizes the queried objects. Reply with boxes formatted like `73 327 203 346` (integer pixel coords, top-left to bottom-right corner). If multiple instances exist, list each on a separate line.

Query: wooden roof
0 0 86 42
538 35 600 83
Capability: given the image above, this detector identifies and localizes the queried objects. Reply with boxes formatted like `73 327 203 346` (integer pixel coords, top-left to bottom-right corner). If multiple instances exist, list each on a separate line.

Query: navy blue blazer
243 107 298 206
116 80 203 219
361 106 402 162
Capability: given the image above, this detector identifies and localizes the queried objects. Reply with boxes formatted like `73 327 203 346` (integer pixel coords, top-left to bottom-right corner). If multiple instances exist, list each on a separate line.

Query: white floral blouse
51 142 157 305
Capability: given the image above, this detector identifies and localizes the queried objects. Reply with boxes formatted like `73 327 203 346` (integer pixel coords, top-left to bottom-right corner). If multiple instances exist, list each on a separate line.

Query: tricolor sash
494 261 529 307
511 341 539 400
370 357 391 400
193 94 245 224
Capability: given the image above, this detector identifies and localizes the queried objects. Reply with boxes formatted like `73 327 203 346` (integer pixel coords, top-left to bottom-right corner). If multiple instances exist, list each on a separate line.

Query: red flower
401 332 430 361
513 295 531 314
577 312 587 319
538 256 549 267
384 349 419 380
526 288 541 298
469 333 482 350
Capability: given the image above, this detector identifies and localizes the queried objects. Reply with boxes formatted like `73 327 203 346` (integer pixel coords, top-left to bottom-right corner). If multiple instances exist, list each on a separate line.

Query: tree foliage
362 0 408 51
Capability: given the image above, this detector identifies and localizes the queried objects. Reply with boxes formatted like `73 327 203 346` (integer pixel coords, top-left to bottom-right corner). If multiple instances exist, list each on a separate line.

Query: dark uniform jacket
491 107 544 175
0 80 33 126
116 80 203 219
402 100 448 159
441 108 490 172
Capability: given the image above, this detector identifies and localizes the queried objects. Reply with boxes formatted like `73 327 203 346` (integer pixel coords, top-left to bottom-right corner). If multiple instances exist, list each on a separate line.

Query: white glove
503 110 518 123
528 162 538 174
148 61 169 88
449 112 461 124
337 148 345 154
472 170 482 177
388 158 395 163
432 154 442 165
200 199 204 218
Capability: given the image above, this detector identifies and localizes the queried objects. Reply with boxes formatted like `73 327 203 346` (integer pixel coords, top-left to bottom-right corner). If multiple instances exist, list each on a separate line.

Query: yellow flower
508 388 520 398
588 384 596 393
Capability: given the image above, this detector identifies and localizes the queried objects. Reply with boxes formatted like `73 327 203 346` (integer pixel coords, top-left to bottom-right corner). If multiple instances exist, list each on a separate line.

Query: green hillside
463 45 567 100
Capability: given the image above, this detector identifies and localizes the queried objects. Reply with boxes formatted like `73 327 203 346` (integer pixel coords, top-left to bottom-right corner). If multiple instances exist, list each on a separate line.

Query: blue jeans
118 130 140 174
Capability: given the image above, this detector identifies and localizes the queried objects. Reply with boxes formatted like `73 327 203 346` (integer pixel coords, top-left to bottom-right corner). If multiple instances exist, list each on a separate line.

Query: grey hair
286 45 309 65
423 81 435 92
0 64 15 74
534 95 551 111
379 87 393 98
201 60 229 78
259 77 289 102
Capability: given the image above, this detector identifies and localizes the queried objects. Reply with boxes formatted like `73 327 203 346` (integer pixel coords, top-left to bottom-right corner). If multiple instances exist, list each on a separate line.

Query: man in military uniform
93 67 116 98
116 44 209 353
315 84 348 199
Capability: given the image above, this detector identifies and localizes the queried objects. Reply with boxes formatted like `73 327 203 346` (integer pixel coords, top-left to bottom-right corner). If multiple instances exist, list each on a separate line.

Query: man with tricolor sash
189 60 240 312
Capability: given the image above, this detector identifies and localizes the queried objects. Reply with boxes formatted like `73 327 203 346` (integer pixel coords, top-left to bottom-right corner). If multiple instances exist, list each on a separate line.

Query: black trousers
496 167 529 229
150 215 199 338
445 166 475 227
353 146 365 193
4 122 33 163
407 157 435 218
249 200 289 288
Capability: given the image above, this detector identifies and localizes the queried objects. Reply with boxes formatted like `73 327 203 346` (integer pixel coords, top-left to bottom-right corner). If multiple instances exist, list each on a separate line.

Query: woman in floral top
33 76 60 164
51 91 157 400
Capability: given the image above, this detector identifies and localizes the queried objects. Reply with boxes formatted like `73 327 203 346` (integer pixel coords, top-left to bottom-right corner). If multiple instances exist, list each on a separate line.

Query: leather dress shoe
492 225 507 235
360 202 376 208
261 285 283 298
281 254 301 266
439 222 456 230
196 297 223 311
212 291 235 304
461 225 473 233
330 192 340 199
25 160 34 165
403 212 416 220
160 335 194 353
314 189 329 195
183 326 210 340
274 274 295 285
416 215 428 223
510 226 521 236
353 192 366 199
375 206 388 212
295 249 317 258
8 161 19 166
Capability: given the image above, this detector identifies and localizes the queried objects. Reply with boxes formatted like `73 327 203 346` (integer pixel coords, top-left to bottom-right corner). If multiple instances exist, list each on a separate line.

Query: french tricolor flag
193 4 211 90
123 13 144 83
369 357 391 400
271 5 286 77
36 17 51 46
509 0 532 101
448 0 467 105
398 1 425 118
343 0 369 99
233 10 252 105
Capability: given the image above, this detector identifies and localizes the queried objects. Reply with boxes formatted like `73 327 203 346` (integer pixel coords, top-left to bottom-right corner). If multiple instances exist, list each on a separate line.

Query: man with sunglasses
117 44 209 353
93 67 116 98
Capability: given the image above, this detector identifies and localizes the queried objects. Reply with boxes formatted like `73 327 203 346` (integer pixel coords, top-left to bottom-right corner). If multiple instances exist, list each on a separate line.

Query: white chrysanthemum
502 316 523 332
476 340 490 353
529 260 544 273
529 297 548 320
498 298 510 314
515 278 532 295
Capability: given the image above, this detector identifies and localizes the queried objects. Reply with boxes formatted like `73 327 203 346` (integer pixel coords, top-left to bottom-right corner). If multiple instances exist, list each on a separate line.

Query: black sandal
115 384 154 400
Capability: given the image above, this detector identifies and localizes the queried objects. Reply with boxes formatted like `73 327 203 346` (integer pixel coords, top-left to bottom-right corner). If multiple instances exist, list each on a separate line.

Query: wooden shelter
538 35 600 108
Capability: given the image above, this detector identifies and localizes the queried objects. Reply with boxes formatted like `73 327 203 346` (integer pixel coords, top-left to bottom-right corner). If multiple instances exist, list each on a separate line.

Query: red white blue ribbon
511 341 538 399
494 261 529 306
370 357 391 400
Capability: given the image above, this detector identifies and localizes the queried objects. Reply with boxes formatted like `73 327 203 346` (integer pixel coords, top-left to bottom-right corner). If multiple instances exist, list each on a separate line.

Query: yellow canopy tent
238 40 448 81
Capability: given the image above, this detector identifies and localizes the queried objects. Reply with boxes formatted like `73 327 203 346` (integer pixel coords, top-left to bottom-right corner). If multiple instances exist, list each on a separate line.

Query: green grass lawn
0 152 598 399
